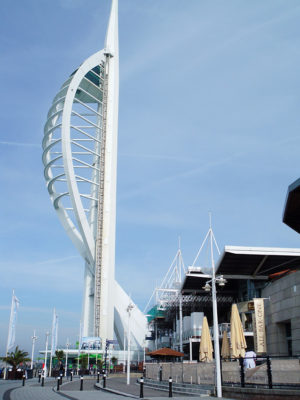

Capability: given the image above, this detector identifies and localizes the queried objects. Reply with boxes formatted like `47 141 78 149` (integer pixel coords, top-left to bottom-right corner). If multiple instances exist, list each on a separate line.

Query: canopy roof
283 178 300 234
215 246 300 278
147 347 184 357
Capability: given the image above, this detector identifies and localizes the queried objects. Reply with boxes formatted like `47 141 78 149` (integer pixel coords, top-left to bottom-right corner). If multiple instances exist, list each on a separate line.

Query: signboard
106 339 118 345
81 337 101 350
253 298 267 354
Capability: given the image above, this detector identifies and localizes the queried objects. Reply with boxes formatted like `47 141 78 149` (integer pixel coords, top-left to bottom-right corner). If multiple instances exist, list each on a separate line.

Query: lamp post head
217 275 227 287
202 282 211 292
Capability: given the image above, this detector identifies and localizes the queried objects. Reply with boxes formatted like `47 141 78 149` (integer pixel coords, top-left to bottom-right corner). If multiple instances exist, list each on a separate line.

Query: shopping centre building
146 197 300 360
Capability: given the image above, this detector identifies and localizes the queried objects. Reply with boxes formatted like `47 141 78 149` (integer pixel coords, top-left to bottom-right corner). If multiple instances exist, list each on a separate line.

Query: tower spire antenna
105 0 118 56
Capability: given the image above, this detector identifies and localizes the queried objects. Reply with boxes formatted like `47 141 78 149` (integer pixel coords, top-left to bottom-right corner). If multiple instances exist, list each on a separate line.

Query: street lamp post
31 330 38 370
44 332 50 377
201 225 227 399
126 302 134 385
65 339 69 377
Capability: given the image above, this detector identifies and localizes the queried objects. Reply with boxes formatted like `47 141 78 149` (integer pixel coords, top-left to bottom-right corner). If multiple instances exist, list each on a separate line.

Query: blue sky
1 0 300 356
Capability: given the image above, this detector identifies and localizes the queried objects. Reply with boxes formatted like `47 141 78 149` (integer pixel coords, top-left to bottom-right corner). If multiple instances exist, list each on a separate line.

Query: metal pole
239 357 245 387
127 303 134 385
123 331 126 373
210 226 222 398
179 294 183 353
22 374 26 386
44 332 49 377
80 376 83 391
31 330 37 370
267 356 273 389
57 378 60 391
65 340 69 377
103 373 106 388
97 371 100 383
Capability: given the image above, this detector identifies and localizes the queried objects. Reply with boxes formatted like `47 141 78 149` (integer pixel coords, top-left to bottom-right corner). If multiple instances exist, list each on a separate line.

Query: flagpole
4 289 19 379
4 290 14 379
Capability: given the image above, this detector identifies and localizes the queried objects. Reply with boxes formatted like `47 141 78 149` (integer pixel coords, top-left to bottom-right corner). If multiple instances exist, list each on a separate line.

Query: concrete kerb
95 382 139 398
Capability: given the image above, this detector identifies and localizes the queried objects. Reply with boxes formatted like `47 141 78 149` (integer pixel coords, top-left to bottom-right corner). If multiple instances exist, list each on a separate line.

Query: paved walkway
0 376 236 400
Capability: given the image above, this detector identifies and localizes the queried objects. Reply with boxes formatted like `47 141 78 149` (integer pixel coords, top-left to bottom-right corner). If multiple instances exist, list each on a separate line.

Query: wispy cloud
120 152 243 201
0 141 40 148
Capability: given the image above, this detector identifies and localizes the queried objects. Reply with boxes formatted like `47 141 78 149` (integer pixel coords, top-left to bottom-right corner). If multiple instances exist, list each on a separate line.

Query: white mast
94 0 119 343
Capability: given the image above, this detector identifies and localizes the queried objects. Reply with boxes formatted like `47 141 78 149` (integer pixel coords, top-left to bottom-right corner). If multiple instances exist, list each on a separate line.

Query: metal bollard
22 374 26 386
103 373 106 388
267 356 273 389
168 377 172 398
159 367 162 382
140 377 144 398
57 378 60 391
80 376 83 391
60 373 63 385
97 371 100 383
41 376 44 387
38 373 41 383
70 371 73 381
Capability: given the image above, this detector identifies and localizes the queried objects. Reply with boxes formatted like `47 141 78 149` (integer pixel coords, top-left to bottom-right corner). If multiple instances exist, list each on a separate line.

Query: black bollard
103 373 106 388
41 376 45 387
97 371 100 383
22 374 26 386
38 373 41 383
143 367 146 377
60 373 63 385
57 378 60 391
168 377 172 398
80 376 83 391
159 367 162 382
267 356 273 389
239 357 245 388
139 376 144 398
70 371 73 381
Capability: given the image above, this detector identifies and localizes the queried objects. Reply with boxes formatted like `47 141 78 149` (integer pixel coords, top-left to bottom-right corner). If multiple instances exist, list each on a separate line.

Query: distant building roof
283 178 300 234
147 347 184 357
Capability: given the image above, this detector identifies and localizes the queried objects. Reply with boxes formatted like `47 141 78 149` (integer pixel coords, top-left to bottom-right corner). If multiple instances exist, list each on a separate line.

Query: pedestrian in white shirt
244 350 256 369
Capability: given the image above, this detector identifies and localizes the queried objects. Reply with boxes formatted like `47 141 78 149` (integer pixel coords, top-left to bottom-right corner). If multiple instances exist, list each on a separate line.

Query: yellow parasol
199 316 213 362
230 304 247 358
221 330 230 360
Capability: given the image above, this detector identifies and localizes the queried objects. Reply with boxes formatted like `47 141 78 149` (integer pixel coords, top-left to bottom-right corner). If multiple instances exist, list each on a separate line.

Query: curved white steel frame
42 0 146 349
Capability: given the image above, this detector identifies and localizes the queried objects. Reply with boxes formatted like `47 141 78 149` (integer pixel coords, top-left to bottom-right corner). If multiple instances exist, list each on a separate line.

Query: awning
283 178 300 234
215 246 300 278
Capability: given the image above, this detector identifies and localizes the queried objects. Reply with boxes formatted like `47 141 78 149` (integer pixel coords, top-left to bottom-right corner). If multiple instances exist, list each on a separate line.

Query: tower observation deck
42 0 146 350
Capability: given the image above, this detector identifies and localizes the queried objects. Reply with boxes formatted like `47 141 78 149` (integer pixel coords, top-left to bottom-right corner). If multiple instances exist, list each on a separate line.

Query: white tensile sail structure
42 0 146 350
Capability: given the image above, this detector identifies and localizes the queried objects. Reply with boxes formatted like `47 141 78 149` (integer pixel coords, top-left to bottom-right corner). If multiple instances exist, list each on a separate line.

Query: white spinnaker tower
42 0 146 349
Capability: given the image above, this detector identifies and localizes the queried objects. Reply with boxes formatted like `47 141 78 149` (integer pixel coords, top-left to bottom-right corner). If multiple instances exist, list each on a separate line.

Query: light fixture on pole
126 301 134 385
31 330 38 370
